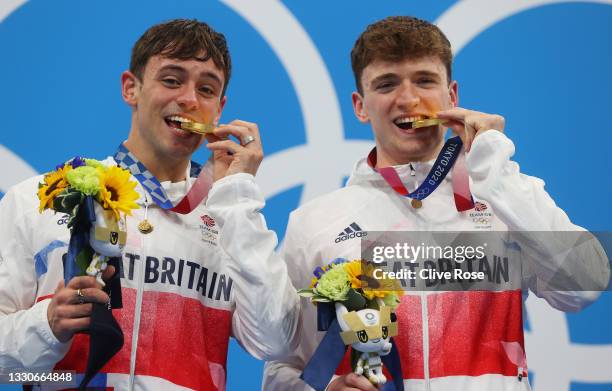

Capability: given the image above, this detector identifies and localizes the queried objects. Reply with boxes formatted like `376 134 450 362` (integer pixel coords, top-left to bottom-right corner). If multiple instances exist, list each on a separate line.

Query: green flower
85 158 105 170
66 166 101 196
314 265 350 301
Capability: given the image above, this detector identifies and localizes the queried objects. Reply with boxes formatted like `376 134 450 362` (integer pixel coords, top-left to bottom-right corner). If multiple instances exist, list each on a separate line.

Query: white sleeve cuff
35 299 64 346
19 299 72 368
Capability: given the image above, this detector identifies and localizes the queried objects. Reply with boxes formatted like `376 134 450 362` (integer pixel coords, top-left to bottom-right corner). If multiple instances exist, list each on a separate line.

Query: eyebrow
369 70 442 86
413 70 441 80
369 73 399 86
157 64 223 86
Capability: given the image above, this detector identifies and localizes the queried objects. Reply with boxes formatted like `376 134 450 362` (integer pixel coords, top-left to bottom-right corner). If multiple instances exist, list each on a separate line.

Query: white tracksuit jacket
0 160 300 391
263 130 610 391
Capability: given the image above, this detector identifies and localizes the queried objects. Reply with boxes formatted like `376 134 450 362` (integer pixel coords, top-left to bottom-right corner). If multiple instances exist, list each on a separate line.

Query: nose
396 81 419 109
176 84 199 111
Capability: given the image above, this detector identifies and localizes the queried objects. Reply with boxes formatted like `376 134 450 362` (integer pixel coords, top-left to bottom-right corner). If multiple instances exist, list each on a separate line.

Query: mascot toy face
342 308 391 352
336 303 395 354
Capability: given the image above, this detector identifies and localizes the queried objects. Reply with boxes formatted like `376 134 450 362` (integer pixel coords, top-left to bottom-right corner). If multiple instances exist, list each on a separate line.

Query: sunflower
97 166 139 220
344 259 403 301
37 164 71 212
370 276 404 303
344 260 366 289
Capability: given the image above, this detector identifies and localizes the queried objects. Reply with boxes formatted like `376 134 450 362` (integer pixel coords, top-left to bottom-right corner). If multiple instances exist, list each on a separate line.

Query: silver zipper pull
518 367 524 382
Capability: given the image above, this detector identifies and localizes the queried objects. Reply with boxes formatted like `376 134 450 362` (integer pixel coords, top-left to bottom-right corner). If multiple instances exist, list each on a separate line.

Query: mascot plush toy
335 302 398 385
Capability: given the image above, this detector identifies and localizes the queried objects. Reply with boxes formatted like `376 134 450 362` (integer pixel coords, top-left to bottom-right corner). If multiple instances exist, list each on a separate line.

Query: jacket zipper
421 292 431 391
128 195 149 390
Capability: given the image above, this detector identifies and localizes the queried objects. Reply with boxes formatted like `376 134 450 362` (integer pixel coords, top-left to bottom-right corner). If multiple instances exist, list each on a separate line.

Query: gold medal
411 118 446 129
180 121 215 134
411 199 422 209
138 219 153 234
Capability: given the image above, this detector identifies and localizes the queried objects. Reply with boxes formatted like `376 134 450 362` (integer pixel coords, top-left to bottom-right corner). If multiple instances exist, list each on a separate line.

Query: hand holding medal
172 99 263 181
436 107 505 152
204 119 264 181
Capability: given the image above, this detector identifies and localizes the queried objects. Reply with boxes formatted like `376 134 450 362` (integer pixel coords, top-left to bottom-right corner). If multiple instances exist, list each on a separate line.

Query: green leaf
382 292 401 310
297 289 316 297
53 189 83 214
311 296 331 303
66 203 82 230
61 190 84 209
342 288 367 311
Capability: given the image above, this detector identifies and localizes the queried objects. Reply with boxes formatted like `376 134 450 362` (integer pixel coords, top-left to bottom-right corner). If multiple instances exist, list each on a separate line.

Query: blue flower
313 266 325 279
70 156 86 168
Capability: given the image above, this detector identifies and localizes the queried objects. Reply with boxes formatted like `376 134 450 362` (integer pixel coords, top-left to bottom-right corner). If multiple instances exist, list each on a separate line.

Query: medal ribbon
367 136 474 211
114 144 213 214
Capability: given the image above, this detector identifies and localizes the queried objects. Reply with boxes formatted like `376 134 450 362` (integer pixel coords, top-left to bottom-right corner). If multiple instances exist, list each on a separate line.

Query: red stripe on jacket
427 290 524 378
335 290 524 381
55 287 233 390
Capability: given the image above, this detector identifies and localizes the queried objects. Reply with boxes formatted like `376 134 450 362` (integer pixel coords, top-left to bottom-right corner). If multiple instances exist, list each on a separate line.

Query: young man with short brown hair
0 19 300 390
264 15 608 391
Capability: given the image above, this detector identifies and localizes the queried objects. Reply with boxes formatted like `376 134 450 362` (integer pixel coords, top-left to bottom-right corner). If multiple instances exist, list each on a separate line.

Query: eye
382 326 389 339
161 78 180 87
417 78 436 86
199 86 216 97
375 81 396 92
357 330 368 343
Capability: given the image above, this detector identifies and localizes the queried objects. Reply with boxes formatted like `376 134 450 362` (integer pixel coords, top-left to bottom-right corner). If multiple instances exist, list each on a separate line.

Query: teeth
167 115 193 123
395 115 426 125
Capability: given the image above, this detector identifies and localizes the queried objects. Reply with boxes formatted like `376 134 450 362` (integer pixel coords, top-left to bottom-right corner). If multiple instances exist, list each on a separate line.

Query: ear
335 302 350 331
214 95 227 126
352 91 369 123
121 71 140 107
448 80 459 108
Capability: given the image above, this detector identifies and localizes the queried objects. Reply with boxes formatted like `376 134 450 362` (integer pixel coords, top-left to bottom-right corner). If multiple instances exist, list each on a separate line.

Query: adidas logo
335 222 367 243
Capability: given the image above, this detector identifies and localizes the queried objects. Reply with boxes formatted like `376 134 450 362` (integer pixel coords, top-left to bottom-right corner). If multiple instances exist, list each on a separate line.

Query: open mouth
394 115 444 130
165 115 193 131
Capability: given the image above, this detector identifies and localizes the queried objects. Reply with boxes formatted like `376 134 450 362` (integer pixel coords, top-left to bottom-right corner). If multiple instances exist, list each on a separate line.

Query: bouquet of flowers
298 259 404 390
298 258 402 311
38 156 139 283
